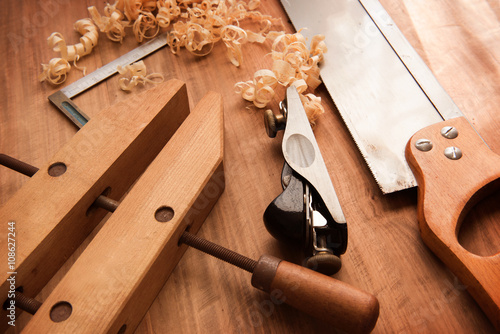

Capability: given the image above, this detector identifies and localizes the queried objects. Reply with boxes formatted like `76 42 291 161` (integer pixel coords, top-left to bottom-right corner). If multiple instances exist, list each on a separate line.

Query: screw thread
180 232 257 273
14 291 42 315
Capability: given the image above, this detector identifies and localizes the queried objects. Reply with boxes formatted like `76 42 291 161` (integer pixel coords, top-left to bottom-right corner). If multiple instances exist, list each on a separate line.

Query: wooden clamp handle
406 116 500 331
252 255 380 333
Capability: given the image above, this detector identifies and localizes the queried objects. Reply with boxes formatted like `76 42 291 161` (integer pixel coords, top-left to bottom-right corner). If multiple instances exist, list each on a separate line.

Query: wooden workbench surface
1 0 498 333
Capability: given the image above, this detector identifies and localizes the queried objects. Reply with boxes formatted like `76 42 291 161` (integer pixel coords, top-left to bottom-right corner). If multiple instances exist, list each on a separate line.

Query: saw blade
281 0 464 193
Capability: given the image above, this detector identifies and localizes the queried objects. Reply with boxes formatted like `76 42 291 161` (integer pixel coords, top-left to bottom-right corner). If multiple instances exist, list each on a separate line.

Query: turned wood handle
251 255 379 333
405 116 500 331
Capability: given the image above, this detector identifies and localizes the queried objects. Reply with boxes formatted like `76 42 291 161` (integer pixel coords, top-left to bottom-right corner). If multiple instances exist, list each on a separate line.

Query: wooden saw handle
251 255 380 333
405 116 500 331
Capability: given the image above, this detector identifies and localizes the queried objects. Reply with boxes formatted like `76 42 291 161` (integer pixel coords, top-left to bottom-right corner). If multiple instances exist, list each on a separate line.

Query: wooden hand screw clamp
1 79 379 333
0 79 224 333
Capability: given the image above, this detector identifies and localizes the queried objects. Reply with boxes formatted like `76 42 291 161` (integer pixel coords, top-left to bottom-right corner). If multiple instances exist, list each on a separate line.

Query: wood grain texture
22 90 224 333
262 257 380 334
0 79 189 332
0 0 498 333
406 117 500 331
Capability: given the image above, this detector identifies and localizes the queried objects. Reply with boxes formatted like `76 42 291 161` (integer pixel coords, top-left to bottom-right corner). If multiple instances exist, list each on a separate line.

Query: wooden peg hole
48 162 67 177
118 324 127 333
155 206 174 223
50 301 72 322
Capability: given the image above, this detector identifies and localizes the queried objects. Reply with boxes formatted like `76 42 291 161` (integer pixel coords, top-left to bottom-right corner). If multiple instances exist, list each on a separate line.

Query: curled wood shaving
117 60 164 91
38 58 71 85
272 59 295 85
157 0 181 28
221 25 247 67
167 0 282 65
133 11 160 42
235 31 327 125
235 69 278 108
299 92 324 126
185 22 215 56
88 6 126 43
86 0 282 65
116 0 143 22
40 1 284 87
39 19 98 85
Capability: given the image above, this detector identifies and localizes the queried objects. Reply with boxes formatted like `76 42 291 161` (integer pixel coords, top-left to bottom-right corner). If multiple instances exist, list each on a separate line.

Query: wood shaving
221 25 247 67
235 69 278 108
116 0 143 22
133 11 160 42
90 0 281 64
38 58 71 85
88 6 126 43
117 60 164 91
235 31 327 126
39 19 98 85
41 1 283 85
184 22 215 56
38 1 323 124
157 0 181 28
299 92 324 126
167 0 282 65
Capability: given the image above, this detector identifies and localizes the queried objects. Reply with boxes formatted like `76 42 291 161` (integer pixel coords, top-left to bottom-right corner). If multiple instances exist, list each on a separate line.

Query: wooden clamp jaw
0 79 224 332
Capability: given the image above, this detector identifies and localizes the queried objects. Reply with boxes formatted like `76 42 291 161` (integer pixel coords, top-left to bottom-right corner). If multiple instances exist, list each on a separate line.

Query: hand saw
281 0 500 330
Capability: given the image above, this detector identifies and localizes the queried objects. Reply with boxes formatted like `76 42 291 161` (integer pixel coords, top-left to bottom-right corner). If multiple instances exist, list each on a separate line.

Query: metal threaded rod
93 195 119 212
0 154 39 177
179 232 257 273
10 291 42 315
0 154 119 212
1 154 258 305
7 233 258 316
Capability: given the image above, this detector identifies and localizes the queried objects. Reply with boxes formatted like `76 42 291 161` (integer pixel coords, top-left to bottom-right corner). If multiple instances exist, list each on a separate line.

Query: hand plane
263 86 348 275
